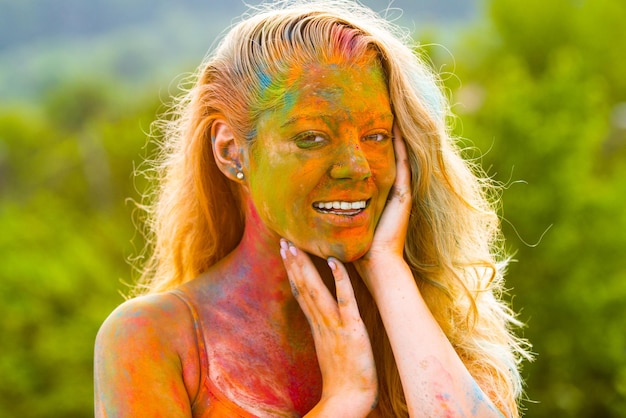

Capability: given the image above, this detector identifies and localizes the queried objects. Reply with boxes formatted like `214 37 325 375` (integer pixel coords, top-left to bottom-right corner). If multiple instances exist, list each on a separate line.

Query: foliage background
1 0 624 416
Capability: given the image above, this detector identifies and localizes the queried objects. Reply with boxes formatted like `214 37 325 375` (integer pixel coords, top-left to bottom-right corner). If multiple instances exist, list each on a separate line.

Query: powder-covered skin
95 292 201 416
94 56 507 416
180 235 323 416
95 58 395 417
95 228 323 417
186 58 396 414
246 57 396 263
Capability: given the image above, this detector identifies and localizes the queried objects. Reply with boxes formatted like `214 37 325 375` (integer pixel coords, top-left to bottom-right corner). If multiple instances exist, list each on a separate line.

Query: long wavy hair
135 0 531 415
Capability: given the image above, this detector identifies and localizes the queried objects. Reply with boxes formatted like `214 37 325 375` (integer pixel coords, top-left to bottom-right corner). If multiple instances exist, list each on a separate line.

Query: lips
312 199 370 215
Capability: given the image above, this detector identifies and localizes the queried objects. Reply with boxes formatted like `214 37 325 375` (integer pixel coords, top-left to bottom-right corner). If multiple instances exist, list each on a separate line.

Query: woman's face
246 57 396 262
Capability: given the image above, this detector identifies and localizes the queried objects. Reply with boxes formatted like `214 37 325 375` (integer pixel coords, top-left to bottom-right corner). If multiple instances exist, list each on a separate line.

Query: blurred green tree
445 0 626 416
0 83 158 417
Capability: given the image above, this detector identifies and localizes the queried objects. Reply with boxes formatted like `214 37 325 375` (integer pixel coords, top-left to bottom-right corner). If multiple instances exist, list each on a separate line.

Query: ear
211 119 245 183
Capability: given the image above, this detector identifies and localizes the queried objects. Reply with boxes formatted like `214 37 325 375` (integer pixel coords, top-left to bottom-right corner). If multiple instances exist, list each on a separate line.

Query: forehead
285 51 384 88
278 59 390 119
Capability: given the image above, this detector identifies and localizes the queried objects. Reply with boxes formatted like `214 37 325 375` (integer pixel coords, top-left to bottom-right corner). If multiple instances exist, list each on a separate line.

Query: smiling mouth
312 199 370 215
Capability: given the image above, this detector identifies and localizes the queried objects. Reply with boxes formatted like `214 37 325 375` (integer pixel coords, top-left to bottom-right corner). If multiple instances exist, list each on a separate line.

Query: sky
0 0 481 102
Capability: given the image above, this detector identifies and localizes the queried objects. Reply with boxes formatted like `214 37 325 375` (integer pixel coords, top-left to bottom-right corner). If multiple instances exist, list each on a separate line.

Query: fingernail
289 243 297 256
280 248 287 259
280 239 289 251
327 257 337 271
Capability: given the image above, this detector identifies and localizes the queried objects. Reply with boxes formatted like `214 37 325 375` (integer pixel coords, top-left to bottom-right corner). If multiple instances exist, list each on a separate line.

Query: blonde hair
136 1 531 415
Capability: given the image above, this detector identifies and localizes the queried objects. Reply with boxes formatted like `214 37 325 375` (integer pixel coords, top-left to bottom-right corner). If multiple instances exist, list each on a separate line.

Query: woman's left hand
355 124 412 274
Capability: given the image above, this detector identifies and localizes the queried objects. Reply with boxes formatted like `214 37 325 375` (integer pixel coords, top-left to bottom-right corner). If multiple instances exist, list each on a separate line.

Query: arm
94 295 193 418
353 128 505 417
357 259 504 417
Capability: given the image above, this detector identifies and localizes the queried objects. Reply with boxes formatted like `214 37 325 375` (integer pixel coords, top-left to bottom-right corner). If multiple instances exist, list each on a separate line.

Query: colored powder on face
244 56 395 262
247 67 300 141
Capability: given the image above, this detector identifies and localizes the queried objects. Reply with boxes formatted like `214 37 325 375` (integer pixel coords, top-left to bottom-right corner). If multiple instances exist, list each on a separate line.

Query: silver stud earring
236 171 244 180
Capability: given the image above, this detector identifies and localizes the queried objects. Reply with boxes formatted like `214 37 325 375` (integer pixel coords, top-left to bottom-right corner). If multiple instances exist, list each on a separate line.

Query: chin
309 240 372 263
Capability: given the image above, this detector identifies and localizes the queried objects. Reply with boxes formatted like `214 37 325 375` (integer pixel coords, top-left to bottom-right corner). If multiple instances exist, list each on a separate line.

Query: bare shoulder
94 292 197 417
96 292 191 350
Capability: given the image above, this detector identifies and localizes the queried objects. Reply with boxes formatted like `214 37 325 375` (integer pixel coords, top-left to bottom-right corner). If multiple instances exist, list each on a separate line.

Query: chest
202 305 323 416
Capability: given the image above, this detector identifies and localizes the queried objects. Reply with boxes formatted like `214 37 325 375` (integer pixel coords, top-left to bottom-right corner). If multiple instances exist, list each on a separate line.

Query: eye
294 132 329 149
362 131 390 142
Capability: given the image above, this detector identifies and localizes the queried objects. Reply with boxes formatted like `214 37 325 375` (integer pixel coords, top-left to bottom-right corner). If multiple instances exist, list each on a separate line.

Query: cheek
248 164 285 225
248 159 315 233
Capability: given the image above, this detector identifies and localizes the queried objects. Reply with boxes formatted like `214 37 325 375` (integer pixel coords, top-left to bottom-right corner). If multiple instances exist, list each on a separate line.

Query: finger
359 126 411 256
280 239 339 324
327 257 362 323
391 125 411 201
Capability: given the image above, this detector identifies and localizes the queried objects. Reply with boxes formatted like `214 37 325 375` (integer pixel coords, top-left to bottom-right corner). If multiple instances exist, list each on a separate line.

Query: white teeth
313 200 367 210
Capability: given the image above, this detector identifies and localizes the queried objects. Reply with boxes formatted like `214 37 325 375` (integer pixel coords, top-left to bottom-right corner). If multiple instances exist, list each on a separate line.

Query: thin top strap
170 288 209 407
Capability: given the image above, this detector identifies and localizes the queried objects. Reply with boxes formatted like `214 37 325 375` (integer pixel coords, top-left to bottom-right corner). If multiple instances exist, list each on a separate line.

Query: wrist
355 257 416 303
355 253 408 281
306 394 375 418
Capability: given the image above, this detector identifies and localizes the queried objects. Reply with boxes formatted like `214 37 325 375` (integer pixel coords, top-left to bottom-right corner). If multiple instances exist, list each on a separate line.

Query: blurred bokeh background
1 0 624 416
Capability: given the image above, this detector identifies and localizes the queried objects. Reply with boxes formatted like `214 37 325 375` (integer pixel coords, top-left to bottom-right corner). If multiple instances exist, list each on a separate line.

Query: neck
198 202 325 412
210 200 336 322
214 200 298 319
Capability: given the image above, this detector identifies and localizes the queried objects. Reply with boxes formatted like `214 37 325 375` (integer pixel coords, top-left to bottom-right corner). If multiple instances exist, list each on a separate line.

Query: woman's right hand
280 239 378 417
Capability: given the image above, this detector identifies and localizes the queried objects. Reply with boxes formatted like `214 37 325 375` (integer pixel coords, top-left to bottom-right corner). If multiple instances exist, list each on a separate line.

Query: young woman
94 1 531 416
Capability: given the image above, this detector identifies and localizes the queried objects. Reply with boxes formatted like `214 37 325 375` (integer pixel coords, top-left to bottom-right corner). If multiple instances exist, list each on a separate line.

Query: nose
329 141 371 181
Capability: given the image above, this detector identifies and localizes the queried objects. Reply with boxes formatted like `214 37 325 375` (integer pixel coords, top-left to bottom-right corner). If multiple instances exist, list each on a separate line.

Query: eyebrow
280 112 394 129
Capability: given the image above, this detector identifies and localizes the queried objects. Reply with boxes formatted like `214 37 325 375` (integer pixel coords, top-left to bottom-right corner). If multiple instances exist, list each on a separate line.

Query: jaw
245 189 383 263
294 224 374 263
278 197 383 262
